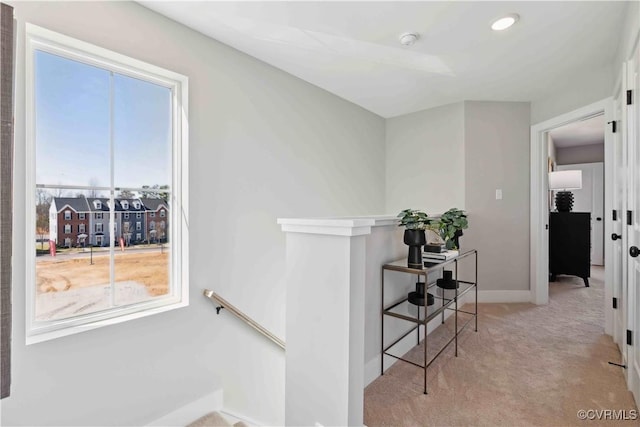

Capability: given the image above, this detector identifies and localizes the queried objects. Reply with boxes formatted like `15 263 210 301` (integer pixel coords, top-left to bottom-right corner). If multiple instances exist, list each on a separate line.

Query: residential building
119 198 147 245
141 198 168 243
48 197 90 247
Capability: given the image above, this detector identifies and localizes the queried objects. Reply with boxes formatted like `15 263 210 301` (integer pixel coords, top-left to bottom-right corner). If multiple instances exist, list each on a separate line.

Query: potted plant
428 208 468 250
397 209 430 269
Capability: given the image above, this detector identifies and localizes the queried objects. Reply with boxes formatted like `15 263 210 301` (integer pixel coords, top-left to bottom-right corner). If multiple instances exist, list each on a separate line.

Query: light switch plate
496 189 502 200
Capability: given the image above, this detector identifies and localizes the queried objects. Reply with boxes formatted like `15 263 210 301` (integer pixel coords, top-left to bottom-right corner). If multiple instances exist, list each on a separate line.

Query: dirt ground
36 251 169 297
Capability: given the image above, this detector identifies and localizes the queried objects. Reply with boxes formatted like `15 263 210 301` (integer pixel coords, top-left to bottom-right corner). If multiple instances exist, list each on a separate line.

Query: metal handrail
203 289 286 350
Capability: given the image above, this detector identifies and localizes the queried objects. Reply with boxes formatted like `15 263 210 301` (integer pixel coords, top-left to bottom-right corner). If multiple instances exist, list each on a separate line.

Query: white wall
4 2 385 426
464 101 531 292
556 144 604 165
385 102 465 215
530 65 614 125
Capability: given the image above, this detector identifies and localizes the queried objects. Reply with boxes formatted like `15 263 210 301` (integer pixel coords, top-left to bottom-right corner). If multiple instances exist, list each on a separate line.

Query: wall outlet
495 189 502 200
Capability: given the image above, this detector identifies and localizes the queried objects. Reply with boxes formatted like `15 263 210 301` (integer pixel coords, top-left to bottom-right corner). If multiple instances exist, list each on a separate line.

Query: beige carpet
364 267 638 426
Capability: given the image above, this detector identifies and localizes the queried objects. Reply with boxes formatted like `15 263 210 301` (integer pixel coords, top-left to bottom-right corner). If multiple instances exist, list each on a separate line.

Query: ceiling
549 114 605 148
139 1 628 118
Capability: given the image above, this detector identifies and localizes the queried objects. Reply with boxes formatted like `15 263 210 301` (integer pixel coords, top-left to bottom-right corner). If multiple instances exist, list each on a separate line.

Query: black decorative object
549 212 590 287
408 281 434 306
424 244 445 253
554 191 574 212
404 229 426 269
436 270 458 289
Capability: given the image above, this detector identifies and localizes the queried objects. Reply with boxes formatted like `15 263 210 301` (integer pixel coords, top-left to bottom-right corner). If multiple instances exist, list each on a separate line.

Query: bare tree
118 189 135 199
35 189 52 249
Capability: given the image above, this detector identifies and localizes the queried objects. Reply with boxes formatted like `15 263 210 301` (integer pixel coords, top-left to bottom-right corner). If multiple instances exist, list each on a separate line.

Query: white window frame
95 223 103 233
150 212 155 218
136 233 141 241
95 212 103 220
78 212 85 220
64 210 71 220
94 200 101 210
136 212 142 219
79 224 85 234
124 212 129 219
64 224 71 234
25 24 189 344
136 222 141 231
160 209 166 218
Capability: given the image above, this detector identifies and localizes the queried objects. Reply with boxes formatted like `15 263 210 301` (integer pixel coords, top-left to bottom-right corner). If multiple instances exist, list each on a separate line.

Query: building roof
119 198 146 212
141 198 169 211
86 198 122 212
53 197 90 213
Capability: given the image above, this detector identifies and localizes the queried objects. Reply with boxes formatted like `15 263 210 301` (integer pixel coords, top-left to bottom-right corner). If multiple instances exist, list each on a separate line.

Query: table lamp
549 170 582 212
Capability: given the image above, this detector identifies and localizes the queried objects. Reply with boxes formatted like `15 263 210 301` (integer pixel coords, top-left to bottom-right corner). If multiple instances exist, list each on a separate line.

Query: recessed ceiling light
491 13 519 31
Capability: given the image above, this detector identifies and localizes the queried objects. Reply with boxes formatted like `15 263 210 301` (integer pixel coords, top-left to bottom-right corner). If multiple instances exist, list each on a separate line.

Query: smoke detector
399 33 419 46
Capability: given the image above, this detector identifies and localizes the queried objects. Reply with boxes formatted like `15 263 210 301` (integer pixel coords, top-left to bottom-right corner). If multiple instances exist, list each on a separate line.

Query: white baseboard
219 409 265 427
477 290 531 303
147 389 223 426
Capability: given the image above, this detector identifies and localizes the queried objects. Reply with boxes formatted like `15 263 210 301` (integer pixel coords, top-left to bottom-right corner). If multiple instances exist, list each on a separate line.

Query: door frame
530 98 614 332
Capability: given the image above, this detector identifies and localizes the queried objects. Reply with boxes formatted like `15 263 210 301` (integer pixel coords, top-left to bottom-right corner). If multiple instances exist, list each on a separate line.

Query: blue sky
35 50 172 190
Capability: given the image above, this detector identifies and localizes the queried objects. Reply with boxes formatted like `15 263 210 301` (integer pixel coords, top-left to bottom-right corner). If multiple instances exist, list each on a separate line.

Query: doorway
529 98 614 333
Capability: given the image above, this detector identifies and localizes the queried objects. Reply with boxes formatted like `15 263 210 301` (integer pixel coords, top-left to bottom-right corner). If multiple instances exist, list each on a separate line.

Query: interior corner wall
4 1 386 426
385 102 465 215
464 101 531 292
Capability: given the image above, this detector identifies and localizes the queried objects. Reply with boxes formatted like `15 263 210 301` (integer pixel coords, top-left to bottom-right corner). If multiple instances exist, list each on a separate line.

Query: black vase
453 229 463 249
404 229 426 269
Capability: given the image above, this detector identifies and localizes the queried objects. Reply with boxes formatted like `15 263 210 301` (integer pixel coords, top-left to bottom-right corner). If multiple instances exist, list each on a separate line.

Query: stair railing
203 289 285 350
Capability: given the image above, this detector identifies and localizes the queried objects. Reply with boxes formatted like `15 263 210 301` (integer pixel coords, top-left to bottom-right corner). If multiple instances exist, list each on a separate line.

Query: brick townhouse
48 196 169 247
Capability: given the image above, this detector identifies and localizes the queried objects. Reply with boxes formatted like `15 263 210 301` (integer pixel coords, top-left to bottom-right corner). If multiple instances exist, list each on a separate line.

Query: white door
613 84 627 353
626 42 640 406
557 162 604 265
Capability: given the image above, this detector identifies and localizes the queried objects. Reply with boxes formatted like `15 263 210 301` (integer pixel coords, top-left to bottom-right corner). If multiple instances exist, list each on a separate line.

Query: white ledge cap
277 215 398 236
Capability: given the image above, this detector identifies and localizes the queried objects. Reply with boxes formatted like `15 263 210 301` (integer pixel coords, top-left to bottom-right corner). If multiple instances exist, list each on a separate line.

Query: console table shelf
381 249 478 394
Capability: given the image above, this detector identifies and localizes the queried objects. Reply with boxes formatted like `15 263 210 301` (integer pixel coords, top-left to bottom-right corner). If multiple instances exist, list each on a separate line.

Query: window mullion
109 70 116 308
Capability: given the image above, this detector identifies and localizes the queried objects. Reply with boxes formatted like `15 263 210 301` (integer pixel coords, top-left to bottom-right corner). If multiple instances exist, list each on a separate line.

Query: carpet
364 267 637 426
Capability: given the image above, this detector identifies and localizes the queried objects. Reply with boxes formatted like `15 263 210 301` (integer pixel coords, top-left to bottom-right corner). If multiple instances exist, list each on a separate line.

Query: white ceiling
549 114 605 148
140 1 628 118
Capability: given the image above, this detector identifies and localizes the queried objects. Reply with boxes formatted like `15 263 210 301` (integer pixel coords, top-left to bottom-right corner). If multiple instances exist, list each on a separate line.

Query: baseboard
219 409 265 427
477 290 531 303
147 389 223 426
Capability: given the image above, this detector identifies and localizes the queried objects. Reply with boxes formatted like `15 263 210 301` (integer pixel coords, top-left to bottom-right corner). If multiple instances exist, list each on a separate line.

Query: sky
35 50 172 190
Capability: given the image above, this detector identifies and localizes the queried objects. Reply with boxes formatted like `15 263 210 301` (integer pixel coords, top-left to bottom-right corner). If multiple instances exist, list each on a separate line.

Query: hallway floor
364 266 637 426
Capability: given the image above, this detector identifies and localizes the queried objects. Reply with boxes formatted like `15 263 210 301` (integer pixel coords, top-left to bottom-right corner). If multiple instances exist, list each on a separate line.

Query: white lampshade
549 170 582 191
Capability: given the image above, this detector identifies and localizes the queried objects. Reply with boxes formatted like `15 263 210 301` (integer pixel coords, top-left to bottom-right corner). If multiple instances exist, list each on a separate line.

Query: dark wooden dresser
549 212 590 287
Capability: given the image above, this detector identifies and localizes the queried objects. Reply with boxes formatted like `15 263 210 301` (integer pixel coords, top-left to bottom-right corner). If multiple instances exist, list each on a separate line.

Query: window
64 238 71 248
150 221 156 230
121 201 129 210
64 224 71 234
79 224 85 233
160 221 165 229
160 209 166 218
78 213 85 220
150 212 155 218
64 210 71 220
136 233 141 241
124 212 129 219
27 24 188 344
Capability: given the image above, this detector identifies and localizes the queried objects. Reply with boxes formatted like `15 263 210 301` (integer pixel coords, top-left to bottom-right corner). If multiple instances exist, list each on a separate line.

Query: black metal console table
381 249 478 394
